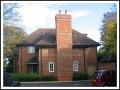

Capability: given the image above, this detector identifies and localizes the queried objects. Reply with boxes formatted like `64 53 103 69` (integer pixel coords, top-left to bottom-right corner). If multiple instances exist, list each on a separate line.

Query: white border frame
1 1 119 89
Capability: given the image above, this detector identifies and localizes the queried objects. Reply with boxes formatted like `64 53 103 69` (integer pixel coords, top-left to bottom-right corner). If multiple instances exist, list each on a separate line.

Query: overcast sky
4 1 118 43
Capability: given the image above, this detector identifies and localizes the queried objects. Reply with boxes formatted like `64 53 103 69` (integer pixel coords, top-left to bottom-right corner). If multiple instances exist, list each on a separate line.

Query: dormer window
28 46 35 53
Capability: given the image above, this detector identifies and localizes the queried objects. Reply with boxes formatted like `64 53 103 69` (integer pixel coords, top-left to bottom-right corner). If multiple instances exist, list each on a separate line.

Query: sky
11 2 118 43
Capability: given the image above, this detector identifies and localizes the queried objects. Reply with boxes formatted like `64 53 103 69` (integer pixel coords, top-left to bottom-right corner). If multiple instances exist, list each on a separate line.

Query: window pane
73 61 78 71
49 62 54 72
28 46 35 53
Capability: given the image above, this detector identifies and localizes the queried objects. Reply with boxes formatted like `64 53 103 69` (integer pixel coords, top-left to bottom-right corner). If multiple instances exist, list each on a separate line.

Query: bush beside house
11 72 91 81
11 73 57 82
72 72 90 80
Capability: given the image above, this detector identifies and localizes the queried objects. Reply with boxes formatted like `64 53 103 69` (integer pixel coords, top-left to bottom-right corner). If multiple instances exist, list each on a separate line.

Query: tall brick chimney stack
55 10 73 81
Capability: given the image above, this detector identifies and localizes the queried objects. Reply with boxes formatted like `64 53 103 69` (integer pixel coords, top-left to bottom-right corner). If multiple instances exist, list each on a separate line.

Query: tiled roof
18 28 100 47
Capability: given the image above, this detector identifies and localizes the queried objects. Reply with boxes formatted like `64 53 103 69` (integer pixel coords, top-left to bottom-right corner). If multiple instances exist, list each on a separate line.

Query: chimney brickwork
55 11 73 81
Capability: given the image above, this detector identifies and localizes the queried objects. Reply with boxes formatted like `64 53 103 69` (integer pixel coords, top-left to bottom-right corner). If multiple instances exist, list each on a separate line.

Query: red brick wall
18 46 35 73
85 47 97 64
72 48 85 72
56 14 73 81
18 46 97 77
85 47 97 75
40 48 57 76
72 47 97 75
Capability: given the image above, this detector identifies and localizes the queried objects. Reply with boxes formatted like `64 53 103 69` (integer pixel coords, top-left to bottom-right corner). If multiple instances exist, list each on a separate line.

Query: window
73 61 78 71
28 46 35 53
49 62 54 72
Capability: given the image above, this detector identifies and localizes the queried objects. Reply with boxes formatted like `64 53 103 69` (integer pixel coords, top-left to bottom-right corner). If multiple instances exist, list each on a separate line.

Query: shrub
11 73 57 81
72 72 90 80
41 76 57 81
11 73 39 82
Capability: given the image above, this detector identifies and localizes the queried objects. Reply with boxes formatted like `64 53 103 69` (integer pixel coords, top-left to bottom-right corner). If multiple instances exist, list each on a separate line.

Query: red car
91 69 116 86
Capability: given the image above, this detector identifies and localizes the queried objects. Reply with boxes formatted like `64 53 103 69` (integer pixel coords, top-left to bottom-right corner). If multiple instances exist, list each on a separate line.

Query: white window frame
49 62 54 72
73 61 78 71
28 46 35 53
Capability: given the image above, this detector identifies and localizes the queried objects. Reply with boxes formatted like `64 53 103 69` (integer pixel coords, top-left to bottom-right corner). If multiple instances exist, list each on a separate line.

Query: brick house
15 12 100 81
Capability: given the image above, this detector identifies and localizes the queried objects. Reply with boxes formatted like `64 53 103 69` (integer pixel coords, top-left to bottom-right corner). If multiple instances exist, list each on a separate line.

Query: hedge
41 76 57 81
11 72 90 81
11 73 39 81
11 73 57 82
72 72 90 80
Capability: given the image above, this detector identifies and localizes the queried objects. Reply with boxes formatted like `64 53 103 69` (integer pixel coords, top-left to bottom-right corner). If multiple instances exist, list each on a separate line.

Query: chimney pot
65 10 67 15
59 10 61 14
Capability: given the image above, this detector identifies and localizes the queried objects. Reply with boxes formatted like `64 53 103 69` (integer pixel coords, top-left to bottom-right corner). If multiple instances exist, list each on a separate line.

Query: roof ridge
37 28 55 30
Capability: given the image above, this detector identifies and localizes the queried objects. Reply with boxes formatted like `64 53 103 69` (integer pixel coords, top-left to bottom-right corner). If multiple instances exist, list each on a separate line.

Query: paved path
20 80 92 87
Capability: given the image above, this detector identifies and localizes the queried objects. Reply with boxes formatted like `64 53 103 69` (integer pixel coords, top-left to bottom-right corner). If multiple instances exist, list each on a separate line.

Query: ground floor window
73 61 78 71
49 62 54 72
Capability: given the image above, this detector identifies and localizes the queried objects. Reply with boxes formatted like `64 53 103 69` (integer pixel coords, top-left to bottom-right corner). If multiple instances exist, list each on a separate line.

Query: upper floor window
73 61 78 71
49 62 54 72
28 46 35 53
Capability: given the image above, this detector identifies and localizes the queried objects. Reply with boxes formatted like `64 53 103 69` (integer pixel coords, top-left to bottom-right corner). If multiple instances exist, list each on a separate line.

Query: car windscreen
94 72 103 79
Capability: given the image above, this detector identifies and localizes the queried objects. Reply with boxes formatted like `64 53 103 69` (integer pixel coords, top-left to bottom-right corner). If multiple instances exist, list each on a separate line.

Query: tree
3 3 21 25
3 3 25 72
3 25 27 58
99 4 117 56
3 25 27 72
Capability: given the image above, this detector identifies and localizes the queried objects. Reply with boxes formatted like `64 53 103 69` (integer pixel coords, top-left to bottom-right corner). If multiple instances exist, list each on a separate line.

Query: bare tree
3 3 21 25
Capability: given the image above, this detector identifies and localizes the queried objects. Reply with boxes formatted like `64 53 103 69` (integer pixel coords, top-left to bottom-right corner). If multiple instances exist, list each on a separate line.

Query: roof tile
19 28 100 47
